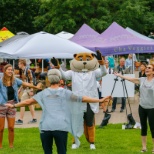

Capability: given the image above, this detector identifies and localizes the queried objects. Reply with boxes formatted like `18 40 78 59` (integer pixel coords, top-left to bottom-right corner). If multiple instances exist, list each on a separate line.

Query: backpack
108 56 115 68
25 67 36 85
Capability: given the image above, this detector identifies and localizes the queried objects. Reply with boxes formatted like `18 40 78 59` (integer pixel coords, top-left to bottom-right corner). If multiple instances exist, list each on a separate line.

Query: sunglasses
146 67 153 69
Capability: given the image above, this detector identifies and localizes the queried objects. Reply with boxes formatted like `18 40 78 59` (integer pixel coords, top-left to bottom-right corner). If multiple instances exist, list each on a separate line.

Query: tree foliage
0 0 154 35
34 0 112 33
0 0 41 34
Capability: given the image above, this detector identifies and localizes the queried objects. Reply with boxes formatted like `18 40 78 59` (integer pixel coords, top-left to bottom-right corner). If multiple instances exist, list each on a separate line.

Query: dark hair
140 62 147 67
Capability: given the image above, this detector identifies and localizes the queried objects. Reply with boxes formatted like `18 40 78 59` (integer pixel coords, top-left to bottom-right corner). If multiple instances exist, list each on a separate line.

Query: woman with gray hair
6 69 111 154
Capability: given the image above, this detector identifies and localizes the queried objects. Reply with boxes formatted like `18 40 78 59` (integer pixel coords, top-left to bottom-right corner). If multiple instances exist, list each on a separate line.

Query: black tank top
7 86 14 101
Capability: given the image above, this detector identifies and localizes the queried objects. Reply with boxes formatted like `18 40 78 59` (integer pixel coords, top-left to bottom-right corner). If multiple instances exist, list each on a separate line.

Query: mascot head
70 52 99 72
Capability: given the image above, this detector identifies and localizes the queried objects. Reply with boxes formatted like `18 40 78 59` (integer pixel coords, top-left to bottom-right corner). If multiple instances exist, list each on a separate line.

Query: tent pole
35 59 37 67
132 55 134 74
64 59 66 68
42 59 44 73
138 53 139 61
13 59 15 69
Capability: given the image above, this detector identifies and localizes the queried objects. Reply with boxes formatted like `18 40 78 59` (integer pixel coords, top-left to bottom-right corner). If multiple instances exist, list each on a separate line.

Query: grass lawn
1 124 153 154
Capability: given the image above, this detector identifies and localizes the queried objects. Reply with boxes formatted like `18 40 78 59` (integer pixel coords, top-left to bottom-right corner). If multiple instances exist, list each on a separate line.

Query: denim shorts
0 100 16 118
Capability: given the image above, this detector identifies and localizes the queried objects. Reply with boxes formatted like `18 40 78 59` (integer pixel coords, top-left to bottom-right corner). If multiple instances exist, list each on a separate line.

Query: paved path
5 93 140 128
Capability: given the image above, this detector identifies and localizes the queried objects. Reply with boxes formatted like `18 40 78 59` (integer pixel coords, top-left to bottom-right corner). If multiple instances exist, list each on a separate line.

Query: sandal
10 146 14 149
141 149 147 152
152 150 154 153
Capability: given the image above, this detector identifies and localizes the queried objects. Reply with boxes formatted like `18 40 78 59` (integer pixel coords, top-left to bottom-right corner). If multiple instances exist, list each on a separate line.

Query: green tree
0 0 41 34
34 0 112 34
107 0 153 34
34 0 154 35
1 0 154 35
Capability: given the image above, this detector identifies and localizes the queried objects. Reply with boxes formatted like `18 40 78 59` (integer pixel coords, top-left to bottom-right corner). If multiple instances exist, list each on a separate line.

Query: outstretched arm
114 72 139 84
94 65 107 78
82 96 111 103
5 98 37 108
22 82 41 90
59 67 72 80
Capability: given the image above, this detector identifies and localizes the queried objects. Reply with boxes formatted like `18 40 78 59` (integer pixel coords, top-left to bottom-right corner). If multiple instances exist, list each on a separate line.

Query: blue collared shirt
125 58 133 68
0 78 23 104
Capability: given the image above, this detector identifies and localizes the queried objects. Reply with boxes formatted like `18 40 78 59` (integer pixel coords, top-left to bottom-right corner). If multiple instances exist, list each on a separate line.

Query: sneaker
140 149 147 152
120 109 124 112
111 109 115 112
15 119 23 125
90 144 96 150
28 119 37 124
71 144 78 149
103 109 108 113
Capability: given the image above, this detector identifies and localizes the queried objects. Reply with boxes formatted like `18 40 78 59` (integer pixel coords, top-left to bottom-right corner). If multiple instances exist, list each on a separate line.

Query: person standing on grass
0 64 40 149
16 59 37 125
5 69 111 154
114 64 154 153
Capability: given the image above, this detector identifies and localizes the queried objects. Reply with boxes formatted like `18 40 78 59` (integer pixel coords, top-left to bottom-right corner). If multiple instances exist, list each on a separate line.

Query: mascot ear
91 53 95 57
74 54 77 58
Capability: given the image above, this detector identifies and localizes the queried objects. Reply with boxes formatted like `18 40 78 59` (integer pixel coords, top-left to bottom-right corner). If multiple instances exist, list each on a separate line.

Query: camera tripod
99 71 135 128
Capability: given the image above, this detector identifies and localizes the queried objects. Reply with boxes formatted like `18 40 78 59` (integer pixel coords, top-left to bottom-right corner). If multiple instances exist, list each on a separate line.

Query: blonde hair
2 64 15 86
18 59 26 66
148 64 154 71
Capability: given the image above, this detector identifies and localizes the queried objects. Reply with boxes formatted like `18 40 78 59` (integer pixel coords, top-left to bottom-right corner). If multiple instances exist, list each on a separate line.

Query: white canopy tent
0 32 29 59
126 27 154 41
126 27 154 62
56 31 74 39
55 31 74 68
0 31 93 59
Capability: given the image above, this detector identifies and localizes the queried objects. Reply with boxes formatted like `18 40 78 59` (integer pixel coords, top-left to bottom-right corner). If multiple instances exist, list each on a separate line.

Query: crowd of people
0 54 154 154
0 62 110 153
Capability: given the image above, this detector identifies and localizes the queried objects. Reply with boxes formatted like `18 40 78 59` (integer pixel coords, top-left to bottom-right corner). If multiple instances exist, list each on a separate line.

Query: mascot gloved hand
95 50 105 65
51 57 60 69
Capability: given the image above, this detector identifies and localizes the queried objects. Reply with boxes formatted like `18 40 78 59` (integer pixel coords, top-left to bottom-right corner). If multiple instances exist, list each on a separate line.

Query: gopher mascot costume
54 52 107 149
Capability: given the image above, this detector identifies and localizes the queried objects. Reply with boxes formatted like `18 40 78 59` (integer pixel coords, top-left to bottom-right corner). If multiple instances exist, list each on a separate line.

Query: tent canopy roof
70 23 100 43
0 31 94 59
126 27 154 42
71 22 154 55
56 31 74 39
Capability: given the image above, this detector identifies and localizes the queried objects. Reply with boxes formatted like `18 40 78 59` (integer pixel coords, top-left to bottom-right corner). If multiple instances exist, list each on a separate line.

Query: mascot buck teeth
55 51 107 149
